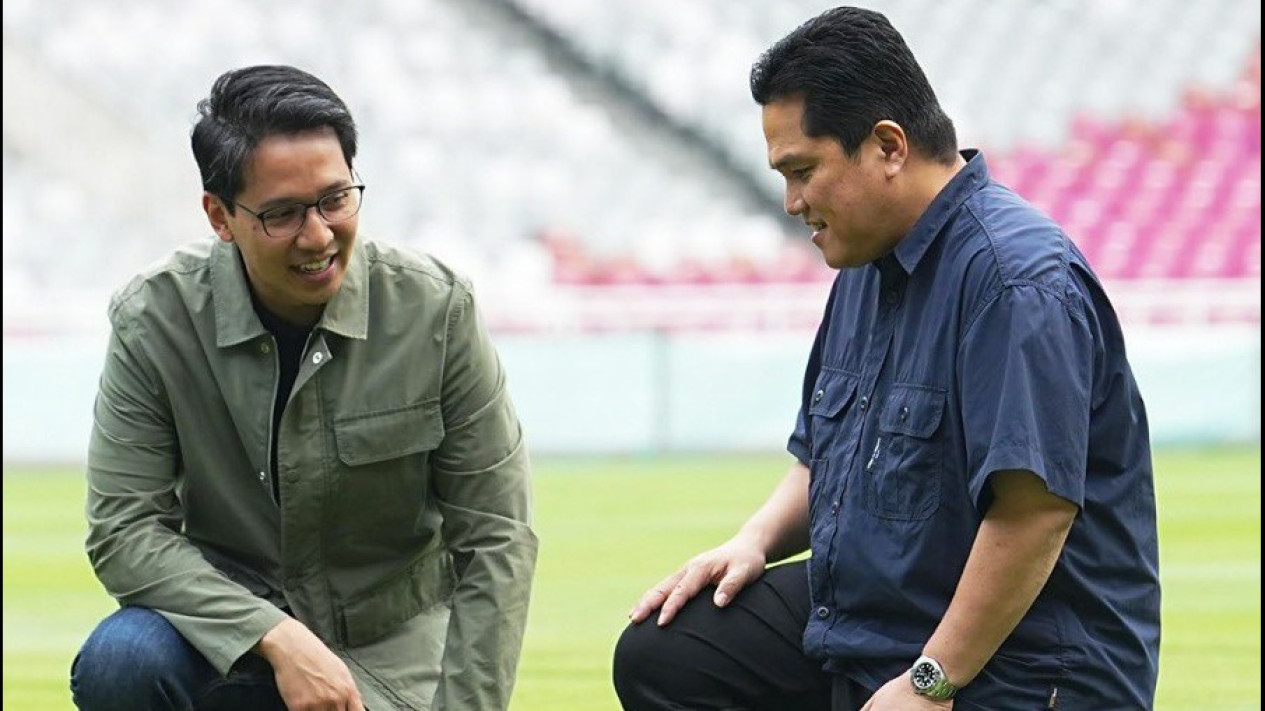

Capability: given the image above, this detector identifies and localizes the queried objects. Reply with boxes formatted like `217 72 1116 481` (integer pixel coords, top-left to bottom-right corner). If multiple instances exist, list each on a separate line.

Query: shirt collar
211 240 369 348
890 148 989 274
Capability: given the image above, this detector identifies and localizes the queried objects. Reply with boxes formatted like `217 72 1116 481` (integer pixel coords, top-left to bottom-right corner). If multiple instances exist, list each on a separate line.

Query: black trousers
613 560 871 711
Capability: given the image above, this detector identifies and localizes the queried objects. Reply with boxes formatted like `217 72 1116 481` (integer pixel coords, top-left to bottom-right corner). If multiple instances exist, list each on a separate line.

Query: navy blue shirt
788 151 1160 709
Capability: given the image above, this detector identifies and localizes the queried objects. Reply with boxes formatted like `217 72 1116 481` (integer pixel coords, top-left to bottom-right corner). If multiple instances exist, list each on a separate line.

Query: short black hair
190 65 358 205
750 6 958 165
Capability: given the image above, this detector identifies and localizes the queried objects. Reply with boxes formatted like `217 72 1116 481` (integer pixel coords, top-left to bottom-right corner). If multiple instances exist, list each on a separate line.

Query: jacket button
258 471 266 481
900 406 910 421
859 396 869 411
260 342 271 355
312 352 324 364
816 606 830 619
814 389 824 403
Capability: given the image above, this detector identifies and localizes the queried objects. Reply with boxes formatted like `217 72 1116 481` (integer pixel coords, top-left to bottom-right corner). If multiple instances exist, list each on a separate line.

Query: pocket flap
339 546 454 647
880 385 946 438
809 370 858 419
334 400 445 466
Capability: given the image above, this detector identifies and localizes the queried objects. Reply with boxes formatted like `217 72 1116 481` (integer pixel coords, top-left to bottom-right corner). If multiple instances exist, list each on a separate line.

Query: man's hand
861 675 953 711
629 461 811 627
628 535 767 627
255 617 365 711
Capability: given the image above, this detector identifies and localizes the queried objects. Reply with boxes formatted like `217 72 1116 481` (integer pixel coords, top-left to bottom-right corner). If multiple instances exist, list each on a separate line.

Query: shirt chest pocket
863 384 945 521
808 370 859 461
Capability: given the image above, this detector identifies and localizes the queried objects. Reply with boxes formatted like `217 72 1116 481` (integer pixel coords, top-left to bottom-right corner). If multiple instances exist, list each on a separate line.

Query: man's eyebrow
256 180 354 209
770 154 805 172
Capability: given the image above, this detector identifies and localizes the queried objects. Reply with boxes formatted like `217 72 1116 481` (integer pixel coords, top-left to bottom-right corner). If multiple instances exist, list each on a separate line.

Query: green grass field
4 447 1260 710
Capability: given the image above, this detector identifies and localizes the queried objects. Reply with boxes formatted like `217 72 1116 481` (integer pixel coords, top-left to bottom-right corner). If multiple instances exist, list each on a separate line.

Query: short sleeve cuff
787 436 810 467
971 445 1083 511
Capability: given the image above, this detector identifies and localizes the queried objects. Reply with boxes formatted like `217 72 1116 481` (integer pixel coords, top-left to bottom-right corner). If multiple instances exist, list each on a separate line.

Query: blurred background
3 0 1261 457
3 0 1260 709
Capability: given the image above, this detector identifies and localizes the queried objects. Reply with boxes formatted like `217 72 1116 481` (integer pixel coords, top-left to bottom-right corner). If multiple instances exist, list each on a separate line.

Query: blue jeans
70 607 287 711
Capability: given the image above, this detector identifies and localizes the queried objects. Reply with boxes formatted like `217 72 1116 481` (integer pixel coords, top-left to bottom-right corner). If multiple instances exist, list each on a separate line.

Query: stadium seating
2 0 1259 333
511 0 1261 325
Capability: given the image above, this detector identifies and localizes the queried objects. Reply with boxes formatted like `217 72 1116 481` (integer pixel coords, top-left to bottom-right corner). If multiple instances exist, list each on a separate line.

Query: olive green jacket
85 237 538 710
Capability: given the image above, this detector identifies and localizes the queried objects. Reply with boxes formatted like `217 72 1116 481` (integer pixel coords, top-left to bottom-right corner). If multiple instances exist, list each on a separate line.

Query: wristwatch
909 655 958 700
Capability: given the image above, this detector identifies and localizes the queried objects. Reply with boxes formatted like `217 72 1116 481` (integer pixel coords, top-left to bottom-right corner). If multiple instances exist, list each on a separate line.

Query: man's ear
872 120 908 178
202 193 235 243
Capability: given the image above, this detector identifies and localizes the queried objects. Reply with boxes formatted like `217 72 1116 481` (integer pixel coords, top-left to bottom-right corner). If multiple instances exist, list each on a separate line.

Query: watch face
911 661 939 690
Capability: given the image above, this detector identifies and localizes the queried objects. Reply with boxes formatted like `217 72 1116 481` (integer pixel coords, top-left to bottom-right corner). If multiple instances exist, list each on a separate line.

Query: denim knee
71 607 214 711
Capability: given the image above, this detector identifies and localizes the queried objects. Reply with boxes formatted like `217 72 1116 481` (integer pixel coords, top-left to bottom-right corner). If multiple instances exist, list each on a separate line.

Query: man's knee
613 564 820 710
613 598 732 709
612 618 683 708
71 607 206 710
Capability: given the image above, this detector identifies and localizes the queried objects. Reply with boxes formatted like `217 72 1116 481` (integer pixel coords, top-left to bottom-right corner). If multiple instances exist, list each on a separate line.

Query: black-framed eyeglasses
233 185 366 239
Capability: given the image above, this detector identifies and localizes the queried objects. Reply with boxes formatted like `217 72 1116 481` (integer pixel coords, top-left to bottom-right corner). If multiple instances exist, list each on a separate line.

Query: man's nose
784 189 805 216
294 206 336 248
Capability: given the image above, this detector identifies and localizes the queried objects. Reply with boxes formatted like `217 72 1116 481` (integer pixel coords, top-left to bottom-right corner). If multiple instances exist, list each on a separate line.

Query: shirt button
816 606 830 619
312 352 324 364
859 396 869 411
258 471 267 481
814 389 824 403
260 342 271 355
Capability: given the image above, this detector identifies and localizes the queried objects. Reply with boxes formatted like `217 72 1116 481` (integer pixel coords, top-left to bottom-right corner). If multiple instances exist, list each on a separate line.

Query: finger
347 686 366 711
629 571 685 623
712 564 753 608
629 582 672 623
656 565 711 626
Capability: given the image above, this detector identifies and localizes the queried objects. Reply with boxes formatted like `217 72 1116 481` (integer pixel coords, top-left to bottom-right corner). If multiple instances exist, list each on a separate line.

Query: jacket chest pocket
863 384 945 521
331 401 446 527
334 400 445 466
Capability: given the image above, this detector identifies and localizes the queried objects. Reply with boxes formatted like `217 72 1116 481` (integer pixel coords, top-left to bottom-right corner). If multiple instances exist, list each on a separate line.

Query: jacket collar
210 240 370 348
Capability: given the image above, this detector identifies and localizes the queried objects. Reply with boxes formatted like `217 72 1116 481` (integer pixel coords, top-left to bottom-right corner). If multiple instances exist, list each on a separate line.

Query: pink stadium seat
548 45 1259 309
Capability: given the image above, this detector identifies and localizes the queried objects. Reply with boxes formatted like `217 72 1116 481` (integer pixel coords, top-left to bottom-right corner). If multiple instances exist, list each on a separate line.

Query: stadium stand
2 0 1260 333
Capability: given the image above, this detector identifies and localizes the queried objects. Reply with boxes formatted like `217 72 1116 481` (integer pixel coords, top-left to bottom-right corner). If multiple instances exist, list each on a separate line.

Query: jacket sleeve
85 317 289 675
429 283 539 711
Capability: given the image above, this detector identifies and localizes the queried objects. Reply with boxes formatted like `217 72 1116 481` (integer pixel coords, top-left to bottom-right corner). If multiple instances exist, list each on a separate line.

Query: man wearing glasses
70 65 538 711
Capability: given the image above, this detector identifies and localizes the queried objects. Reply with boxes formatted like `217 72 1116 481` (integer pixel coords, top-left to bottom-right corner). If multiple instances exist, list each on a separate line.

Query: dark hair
191 65 358 205
750 6 957 165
